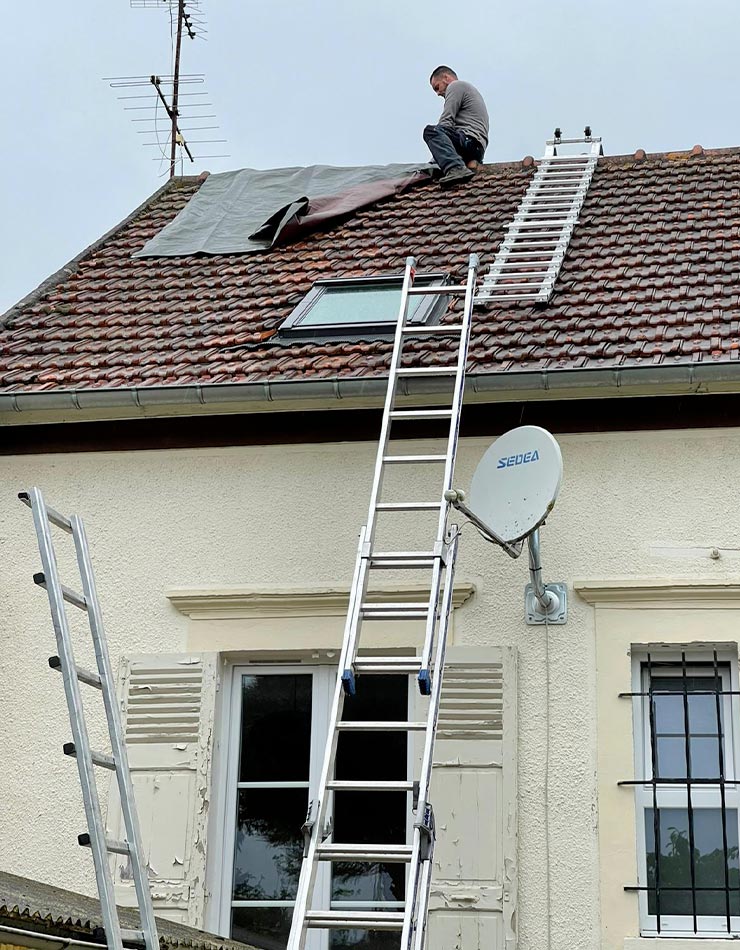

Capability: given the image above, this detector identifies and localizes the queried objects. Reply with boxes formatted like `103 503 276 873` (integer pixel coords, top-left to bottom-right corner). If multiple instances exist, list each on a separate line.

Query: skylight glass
280 274 448 337
298 285 431 327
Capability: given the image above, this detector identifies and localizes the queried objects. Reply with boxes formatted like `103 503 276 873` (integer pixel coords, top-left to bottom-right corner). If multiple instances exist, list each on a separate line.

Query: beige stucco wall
4 424 740 948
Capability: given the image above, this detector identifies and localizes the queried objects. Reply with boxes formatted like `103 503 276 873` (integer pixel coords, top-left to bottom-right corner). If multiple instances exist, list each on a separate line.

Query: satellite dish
468 426 563 544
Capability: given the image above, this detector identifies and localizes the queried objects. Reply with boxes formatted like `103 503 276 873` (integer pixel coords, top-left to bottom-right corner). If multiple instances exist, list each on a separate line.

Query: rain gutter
0 924 107 950
2 363 740 418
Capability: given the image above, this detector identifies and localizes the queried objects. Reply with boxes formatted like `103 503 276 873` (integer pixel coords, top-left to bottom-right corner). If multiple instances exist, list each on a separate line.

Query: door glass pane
239 674 312 782
332 676 408 911
645 807 740 916
233 788 307 900
330 927 401 950
232 907 294 950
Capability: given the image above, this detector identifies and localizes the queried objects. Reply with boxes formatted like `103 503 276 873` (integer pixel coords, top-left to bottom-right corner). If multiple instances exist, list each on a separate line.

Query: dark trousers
423 125 485 173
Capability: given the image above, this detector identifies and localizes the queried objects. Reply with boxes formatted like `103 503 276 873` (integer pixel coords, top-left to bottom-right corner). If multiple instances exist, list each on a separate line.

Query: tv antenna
445 425 568 624
106 0 229 178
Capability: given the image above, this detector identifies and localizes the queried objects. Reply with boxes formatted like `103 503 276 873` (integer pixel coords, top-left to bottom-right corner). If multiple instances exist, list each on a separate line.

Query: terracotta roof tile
3 148 740 392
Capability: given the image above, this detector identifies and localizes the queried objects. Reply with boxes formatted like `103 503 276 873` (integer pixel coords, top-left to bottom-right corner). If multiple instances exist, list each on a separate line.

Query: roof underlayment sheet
135 163 433 257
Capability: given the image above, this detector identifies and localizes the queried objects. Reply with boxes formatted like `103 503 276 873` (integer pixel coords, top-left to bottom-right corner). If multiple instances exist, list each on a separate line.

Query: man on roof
424 66 489 188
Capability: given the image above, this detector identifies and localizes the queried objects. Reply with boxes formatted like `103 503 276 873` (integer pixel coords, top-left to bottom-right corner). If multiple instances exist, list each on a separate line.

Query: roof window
279 273 449 338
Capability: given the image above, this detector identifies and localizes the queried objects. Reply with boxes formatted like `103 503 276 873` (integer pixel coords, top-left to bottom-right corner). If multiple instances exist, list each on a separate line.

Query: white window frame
216 661 413 949
632 650 740 937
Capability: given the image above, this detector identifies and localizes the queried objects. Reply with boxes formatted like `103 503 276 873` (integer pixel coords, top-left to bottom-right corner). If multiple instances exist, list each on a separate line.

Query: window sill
625 938 740 947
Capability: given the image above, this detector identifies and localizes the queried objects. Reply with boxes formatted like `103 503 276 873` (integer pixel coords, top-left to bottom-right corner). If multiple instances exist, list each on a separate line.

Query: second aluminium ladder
20 488 158 950
287 253 480 950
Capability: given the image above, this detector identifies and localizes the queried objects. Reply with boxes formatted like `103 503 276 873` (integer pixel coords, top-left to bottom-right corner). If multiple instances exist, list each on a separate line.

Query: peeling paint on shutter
427 646 517 950
107 653 219 929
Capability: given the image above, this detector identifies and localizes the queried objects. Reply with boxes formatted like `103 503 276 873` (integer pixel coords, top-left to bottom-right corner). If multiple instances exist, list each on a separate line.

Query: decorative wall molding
167 583 476 619
574 577 740 607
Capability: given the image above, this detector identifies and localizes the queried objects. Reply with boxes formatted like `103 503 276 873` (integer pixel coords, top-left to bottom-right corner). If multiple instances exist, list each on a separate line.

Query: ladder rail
71 516 159 950
419 254 479 680
401 530 459 950
26 489 125 950
287 527 368 948
363 255 419 543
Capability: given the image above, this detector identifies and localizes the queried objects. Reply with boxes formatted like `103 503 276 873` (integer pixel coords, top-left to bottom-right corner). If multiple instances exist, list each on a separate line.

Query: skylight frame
278 272 450 339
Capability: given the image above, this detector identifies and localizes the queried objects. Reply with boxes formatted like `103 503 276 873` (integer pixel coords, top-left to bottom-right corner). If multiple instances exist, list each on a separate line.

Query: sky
1 0 739 314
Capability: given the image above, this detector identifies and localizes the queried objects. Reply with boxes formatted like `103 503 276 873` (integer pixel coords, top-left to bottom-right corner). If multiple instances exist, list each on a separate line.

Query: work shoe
439 166 475 188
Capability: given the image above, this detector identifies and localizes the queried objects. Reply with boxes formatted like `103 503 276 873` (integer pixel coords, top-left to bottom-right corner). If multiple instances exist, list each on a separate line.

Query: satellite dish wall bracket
524 528 567 625
445 424 569 626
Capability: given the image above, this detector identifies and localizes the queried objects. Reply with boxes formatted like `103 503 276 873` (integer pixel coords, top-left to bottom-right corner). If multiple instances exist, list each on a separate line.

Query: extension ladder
287 253 480 950
475 128 602 304
20 488 158 950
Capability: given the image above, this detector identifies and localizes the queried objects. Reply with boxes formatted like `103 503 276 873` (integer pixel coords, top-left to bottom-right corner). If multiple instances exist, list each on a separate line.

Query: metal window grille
620 651 740 936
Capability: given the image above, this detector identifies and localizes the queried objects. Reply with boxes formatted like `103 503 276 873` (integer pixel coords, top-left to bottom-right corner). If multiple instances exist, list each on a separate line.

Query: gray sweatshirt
438 80 489 150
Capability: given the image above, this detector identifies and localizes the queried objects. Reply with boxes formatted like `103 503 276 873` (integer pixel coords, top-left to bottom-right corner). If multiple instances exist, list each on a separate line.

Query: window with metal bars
623 651 740 937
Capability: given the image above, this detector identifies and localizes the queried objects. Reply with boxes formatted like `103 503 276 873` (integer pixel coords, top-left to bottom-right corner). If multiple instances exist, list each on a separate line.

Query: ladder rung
316 844 413 862
326 780 415 792
394 366 458 376
383 454 446 463
507 229 569 239
78 832 131 855
483 281 544 292
34 572 87 611
63 742 116 770
368 559 435 569
489 260 552 268
361 602 429 619
375 502 441 511
478 292 544 302
369 549 440 561
18 492 73 533
305 911 405 930
407 284 466 295
486 271 549 279
388 409 453 420
49 655 102 690
400 324 464 335
497 249 564 257
336 720 427 731
353 661 423 673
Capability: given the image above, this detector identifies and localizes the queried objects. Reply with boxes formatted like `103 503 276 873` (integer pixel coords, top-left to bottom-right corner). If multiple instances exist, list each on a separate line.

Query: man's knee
423 124 439 142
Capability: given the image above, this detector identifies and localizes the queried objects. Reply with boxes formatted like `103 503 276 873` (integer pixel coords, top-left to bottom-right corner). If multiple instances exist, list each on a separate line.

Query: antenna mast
107 0 229 177
169 0 186 178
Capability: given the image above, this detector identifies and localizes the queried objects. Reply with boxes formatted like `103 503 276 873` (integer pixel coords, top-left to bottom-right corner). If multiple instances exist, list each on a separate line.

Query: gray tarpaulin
135 162 434 257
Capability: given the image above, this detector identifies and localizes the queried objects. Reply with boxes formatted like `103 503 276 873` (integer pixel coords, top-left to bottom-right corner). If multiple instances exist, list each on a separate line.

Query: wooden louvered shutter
427 646 518 949
107 653 219 928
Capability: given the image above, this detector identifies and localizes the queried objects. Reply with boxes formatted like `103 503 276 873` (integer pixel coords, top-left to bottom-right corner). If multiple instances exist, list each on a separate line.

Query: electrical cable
543 606 553 949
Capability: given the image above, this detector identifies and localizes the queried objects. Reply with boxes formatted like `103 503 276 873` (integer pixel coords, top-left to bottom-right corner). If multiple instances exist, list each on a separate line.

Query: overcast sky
1 0 738 314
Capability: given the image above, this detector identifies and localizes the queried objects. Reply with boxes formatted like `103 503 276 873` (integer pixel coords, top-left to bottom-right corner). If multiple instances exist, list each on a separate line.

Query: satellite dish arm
527 528 560 615
444 490 522 560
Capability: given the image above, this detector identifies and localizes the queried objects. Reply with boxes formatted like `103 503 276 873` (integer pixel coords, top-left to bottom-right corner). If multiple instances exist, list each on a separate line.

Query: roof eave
2 362 740 423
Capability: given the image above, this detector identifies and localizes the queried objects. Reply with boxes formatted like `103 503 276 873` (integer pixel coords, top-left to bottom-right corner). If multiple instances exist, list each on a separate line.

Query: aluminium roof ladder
19 489 159 950
475 128 603 305
287 255 480 950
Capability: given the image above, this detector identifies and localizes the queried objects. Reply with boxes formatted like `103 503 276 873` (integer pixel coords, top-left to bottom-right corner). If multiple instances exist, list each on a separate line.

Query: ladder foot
418 669 431 695
341 669 356 696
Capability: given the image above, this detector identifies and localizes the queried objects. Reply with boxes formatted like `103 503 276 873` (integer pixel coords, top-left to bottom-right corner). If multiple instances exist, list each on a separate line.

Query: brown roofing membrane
1 147 739 394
